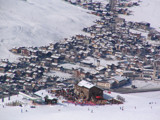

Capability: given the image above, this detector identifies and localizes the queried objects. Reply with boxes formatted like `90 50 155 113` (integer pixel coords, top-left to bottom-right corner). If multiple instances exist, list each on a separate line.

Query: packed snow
0 91 160 120
0 0 98 61
131 91 160 99
123 80 160 90
132 80 160 89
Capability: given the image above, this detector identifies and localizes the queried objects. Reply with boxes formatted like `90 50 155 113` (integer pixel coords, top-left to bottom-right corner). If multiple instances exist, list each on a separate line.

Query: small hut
44 95 58 104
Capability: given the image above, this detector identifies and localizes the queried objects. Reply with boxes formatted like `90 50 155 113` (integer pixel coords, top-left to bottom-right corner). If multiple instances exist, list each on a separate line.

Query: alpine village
1 0 160 106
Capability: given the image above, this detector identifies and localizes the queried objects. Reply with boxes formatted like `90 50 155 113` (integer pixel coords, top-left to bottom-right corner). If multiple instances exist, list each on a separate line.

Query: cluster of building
16 80 122 105
1 0 160 99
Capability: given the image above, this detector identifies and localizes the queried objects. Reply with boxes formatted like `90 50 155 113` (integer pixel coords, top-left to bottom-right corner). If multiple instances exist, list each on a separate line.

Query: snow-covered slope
121 0 160 31
0 91 160 120
0 45 20 61
0 0 98 61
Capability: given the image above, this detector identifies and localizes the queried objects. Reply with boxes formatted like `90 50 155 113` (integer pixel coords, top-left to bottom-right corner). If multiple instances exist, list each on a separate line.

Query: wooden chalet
0 63 8 73
74 80 103 101
112 75 129 87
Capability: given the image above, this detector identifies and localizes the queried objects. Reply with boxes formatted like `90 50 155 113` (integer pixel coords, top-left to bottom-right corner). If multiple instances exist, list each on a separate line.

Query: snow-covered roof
34 90 57 100
0 73 6 76
96 66 105 71
0 63 7 67
113 76 127 82
116 69 123 72
81 57 119 67
51 55 60 59
78 80 94 89
58 63 97 73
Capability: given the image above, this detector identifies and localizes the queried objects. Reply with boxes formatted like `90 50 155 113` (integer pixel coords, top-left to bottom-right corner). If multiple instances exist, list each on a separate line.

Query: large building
74 80 103 101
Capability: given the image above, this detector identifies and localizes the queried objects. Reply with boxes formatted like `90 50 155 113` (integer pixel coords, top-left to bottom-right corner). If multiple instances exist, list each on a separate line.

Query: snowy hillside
0 91 160 120
0 0 97 61
121 0 160 31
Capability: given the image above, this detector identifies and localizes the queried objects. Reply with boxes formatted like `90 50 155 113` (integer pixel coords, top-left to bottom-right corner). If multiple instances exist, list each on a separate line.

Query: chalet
48 43 55 50
25 70 33 77
20 48 31 56
19 57 31 62
51 63 58 70
148 33 160 41
32 72 37 79
18 80 25 87
58 47 66 53
69 55 77 63
74 80 103 101
123 71 134 78
51 54 64 63
44 96 58 104
96 80 111 89
75 35 86 40
30 56 38 62
23 83 34 91
80 60 93 68
39 46 48 51
112 75 129 87
74 68 91 78
0 63 8 73
5 72 15 80
43 66 50 73
96 66 106 74
58 63 74 74
116 69 123 76
65 54 72 62
45 58 52 63
139 22 150 30
114 17 125 24
130 32 141 39
10 48 20 54
90 31 96 37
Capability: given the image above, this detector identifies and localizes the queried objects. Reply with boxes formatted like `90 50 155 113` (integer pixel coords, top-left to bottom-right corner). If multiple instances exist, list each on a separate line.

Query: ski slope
0 91 160 120
0 0 98 61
